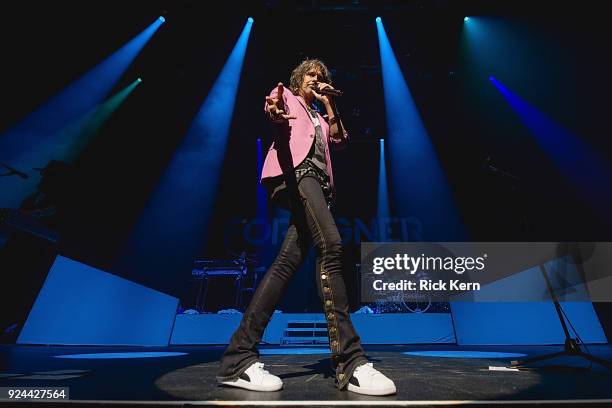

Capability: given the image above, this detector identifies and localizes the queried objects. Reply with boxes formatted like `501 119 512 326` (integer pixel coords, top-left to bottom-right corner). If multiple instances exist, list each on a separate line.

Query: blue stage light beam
0 17 164 208
377 139 390 219
256 137 275 265
490 76 612 224
113 18 254 291
8 78 143 167
62 78 143 162
376 18 466 240
256 137 277 271
460 17 507 74
257 138 268 221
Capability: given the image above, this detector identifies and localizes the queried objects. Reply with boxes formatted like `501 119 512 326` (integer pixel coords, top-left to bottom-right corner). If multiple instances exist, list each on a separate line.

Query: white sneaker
347 362 396 396
220 361 283 392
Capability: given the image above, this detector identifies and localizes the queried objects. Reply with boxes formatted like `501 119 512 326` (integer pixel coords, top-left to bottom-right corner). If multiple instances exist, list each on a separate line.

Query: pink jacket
260 86 348 190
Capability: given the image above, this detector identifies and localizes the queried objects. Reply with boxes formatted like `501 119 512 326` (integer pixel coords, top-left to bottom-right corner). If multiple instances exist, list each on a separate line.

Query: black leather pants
216 176 367 390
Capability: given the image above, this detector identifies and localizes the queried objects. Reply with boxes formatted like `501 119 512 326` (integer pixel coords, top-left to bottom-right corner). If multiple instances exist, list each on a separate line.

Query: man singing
216 59 396 396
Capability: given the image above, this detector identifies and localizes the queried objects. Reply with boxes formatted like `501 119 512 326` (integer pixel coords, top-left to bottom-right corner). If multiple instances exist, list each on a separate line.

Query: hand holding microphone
311 82 342 104
313 83 343 99
312 83 345 141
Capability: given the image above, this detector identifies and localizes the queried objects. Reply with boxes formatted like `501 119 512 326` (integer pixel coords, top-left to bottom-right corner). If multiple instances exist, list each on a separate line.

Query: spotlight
158 16 166 23
248 17 254 23
380 138 384 143
137 78 142 83
489 76 495 81
464 16 470 22
376 17 381 23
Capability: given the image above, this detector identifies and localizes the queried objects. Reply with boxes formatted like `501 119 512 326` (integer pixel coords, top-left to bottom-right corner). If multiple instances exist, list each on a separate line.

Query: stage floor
1 344 611 406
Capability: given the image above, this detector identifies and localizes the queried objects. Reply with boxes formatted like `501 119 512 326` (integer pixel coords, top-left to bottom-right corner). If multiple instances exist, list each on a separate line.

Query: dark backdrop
1 0 611 314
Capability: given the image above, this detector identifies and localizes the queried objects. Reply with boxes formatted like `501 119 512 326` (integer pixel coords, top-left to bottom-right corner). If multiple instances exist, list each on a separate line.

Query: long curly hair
289 58 332 97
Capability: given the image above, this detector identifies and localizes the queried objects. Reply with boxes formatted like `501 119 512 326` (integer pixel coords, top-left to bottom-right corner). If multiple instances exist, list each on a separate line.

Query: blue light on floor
54 352 187 359
260 348 330 355
403 351 526 359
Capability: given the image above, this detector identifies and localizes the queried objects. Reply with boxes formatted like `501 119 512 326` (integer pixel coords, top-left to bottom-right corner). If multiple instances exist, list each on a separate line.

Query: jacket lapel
294 94 320 135
294 94 312 117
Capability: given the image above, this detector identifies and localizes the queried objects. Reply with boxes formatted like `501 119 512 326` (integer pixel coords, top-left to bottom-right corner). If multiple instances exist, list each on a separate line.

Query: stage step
286 320 327 325
284 328 328 332
280 336 329 345
281 319 329 345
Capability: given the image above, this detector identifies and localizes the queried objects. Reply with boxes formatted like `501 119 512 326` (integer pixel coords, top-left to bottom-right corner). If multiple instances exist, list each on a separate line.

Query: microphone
0 163 28 179
316 85 343 97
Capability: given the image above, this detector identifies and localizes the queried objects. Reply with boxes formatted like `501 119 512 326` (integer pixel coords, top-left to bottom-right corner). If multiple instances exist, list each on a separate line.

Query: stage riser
452 302 608 345
450 259 608 345
17 256 179 346
16 256 608 347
